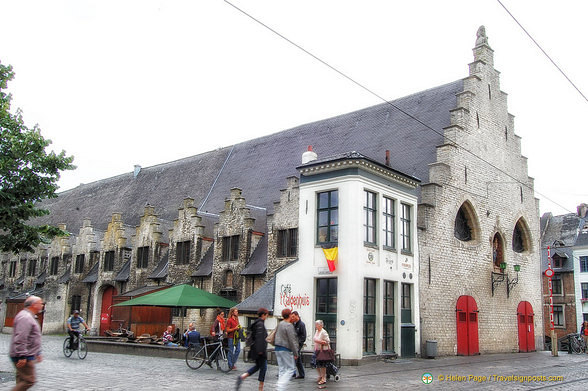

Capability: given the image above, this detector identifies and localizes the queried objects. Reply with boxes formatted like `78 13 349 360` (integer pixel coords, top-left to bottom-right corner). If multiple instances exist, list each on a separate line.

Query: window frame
27 259 37 277
383 197 396 250
176 240 191 265
103 251 115 272
383 280 395 353
49 257 59 275
363 191 377 245
400 203 412 253
581 282 588 300
316 190 339 245
553 305 564 327
74 254 85 274
551 275 563 295
363 278 376 354
137 246 149 269
580 256 588 273
222 235 240 262
277 228 298 258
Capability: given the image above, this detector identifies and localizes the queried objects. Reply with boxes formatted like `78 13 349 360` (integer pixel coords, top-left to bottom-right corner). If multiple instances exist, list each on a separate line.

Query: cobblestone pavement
1 334 588 390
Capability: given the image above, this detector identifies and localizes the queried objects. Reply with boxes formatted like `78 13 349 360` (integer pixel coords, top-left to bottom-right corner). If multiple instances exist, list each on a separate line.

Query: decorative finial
475 25 488 47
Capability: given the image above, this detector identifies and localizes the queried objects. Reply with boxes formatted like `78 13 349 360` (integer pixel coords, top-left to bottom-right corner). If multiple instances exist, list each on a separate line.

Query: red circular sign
545 269 554 278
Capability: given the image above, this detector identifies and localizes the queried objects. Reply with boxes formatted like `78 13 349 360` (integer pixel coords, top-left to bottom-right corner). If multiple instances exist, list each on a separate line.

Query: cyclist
67 310 89 349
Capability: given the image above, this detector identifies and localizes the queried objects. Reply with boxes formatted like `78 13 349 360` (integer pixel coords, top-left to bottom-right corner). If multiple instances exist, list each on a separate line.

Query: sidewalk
2 333 588 390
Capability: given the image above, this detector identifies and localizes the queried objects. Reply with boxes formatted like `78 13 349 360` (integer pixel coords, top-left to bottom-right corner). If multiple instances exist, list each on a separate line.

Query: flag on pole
322 247 338 272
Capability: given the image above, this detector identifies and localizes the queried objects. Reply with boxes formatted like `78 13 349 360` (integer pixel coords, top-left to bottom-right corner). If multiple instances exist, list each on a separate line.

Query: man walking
291 311 306 379
9 295 44 391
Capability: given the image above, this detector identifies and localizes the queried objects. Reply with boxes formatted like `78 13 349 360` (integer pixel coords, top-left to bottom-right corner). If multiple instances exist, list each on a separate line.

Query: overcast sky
3 0 587 216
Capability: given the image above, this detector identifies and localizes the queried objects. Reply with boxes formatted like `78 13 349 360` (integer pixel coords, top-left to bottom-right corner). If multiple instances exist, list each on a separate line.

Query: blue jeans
275 349 296 391
228 338 241 368
246 354 267 382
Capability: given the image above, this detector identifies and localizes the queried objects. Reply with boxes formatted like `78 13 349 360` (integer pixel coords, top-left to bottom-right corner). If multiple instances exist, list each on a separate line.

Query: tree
0 61 75 254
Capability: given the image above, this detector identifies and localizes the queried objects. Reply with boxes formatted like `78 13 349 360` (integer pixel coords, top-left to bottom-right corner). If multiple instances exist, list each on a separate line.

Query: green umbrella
114 284 237 308
114 284 237 333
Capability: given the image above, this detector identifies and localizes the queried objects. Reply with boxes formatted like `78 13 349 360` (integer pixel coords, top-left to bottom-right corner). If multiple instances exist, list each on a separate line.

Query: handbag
239 327 247 342
265 327 276 345
316 347 335 361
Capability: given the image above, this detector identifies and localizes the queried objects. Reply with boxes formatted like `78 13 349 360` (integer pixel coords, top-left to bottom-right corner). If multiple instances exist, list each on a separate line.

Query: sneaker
295 376 305 379
235 375 243 390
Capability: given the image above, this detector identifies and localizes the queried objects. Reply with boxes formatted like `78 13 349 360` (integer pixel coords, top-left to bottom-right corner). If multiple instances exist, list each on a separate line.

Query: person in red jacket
226 307 242 369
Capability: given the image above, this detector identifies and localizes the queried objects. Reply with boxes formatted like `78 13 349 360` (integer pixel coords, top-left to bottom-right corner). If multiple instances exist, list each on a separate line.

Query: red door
517 301 535 352
456 295 479 355
100 286 117 336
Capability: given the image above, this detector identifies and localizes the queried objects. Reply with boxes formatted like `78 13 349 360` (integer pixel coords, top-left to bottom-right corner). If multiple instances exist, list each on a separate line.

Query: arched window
454 203 478 242
512 218 531 253
224 270 233 288
492 234 504 268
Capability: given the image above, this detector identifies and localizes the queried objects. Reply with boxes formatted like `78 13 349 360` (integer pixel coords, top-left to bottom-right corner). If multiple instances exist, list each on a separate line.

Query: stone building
1 27 542 357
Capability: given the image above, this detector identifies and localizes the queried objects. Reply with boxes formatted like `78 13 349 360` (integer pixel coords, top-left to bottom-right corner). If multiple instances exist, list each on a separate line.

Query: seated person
67 310 89 349
184 323 201 347
162 325 179 347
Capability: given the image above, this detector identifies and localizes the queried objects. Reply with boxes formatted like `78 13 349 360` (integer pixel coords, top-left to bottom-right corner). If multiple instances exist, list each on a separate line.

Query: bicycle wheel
63 338 73 357
186 346 206 369
571 338 582 354
216 348 231 373
78 338 88 359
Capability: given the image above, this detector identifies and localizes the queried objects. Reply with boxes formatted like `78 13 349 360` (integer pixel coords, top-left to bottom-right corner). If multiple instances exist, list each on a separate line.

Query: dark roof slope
236 276 275 314
34 80 462 232
540 213 586 271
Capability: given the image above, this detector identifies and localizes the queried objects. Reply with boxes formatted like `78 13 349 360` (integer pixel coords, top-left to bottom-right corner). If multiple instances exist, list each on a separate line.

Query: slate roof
191 245 213 277
148 252 169 280
114 260 131 282
57 267 70 284
32 80 462 235
119 285 170 297
35 271 46 285
236 276 275 314
81 262 99 283
540 212 586 272
241 235 268 275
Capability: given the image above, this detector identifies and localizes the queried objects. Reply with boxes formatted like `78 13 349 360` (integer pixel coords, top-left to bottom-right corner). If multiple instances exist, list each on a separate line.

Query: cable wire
496 0 588 104
224 0 573 213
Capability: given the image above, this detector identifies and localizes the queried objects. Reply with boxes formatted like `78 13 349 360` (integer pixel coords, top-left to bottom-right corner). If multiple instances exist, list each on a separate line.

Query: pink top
313 328 330 351
9 309 42 359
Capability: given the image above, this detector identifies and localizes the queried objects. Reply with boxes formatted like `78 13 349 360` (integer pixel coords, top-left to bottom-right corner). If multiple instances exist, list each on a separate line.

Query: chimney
385 150 390 166
133 165 141 178
301 145 318 164
578 203 588 218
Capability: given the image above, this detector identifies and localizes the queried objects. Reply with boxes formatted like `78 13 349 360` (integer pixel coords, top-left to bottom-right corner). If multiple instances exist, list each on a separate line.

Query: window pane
318 192 329 209
330 209 338 226
330 191 338 207
318 211 329 226
330 227 338 242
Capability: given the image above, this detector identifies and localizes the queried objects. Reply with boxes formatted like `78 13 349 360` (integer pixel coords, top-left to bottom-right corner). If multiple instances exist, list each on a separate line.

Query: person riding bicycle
67 310 89 349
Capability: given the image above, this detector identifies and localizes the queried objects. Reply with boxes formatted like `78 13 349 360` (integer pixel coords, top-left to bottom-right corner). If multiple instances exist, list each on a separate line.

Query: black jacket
249 317 268 359
294 320 307 349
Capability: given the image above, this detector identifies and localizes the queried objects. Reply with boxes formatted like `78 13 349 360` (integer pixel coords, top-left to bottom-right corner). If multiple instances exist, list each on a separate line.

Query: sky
2 0 587 216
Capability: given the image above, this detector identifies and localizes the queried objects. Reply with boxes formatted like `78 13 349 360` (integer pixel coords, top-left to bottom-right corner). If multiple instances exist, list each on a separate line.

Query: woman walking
235 308 269 391
274 308 299 391
210 308 226 339
313 320 330 386
226 307 242 369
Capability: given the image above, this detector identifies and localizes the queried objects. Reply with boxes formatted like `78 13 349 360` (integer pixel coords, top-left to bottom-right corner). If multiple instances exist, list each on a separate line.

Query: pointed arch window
512 218 530 253
454 205 473 241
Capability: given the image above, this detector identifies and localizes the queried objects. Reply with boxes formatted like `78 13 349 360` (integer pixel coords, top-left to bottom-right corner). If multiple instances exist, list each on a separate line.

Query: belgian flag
322 246 338 272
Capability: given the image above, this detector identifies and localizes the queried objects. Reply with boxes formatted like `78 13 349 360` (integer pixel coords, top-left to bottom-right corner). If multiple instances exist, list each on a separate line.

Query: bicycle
185 336 230 372
570 333 587 354
63 329 88 359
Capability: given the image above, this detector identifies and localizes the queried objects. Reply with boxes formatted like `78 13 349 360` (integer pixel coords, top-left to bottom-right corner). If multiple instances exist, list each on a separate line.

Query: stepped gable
36 80 462 230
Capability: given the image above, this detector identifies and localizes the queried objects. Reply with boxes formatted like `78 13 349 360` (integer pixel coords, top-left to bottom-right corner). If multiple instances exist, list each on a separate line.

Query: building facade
1 27 542 358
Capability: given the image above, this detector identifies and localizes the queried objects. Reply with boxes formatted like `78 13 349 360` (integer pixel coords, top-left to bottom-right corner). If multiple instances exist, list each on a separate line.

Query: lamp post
546 246 557 357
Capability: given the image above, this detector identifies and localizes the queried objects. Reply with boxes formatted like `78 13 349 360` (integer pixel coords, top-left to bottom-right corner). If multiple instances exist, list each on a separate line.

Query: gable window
277 228 298 258
553 255 564 269
103 251 115 272
71 295 82 312
580 256 588 273
27 259 37 276
9 261 17 277
74 254 85 274
222 235 240 262
383 197 395 249
176 241 191 265
364 191 377 245
137 246 149 269
401 204 412 253
317 190 338 244
49 257 59 275
363 278 376 354
454 206 472 241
